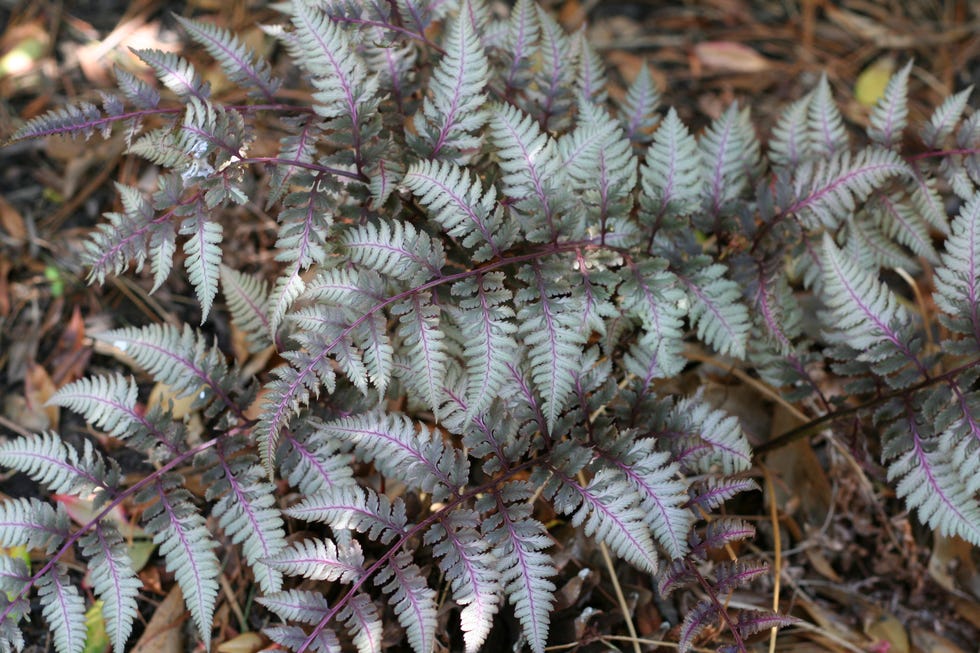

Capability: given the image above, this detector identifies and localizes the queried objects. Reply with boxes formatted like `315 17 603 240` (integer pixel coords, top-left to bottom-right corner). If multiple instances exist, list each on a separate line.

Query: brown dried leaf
0 195 26 241
49 306 91 386
864 612 908 653
131 585 185 653
909 628 967 653
0 259 11 317
694 41 772 74
24 361 58 430
216 632 265 653
928 534 980 599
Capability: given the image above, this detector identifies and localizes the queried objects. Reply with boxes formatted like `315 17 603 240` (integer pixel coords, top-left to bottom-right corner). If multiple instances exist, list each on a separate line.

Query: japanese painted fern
2 1 979 652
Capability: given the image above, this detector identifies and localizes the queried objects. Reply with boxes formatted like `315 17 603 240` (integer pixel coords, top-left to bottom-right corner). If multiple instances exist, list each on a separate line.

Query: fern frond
264 625 340 653
0 498 69 553
561 101 637 231
907 172 949 235
375 551 438 653
575 30 607 104
688 477 759 513
268 183 334 336
887 414 980 545
37 566 86 653
132 48 209 100
489 103 567 241
220 265 273 352
257 351 336 475
285 485 408 545
528 5 576 130
516 263 588 434
867 60 912 148
692 517 756 555
258 589 330 625
869 191 938 263
769 94 811 168
140 479 220 647
820 234 913 353
95 323 231 408
844 214 919 273
388 293 451 416
547 466 659 572
403 160 510 262
338 592 383 653
699 103 752 216
288 2 373 122
480 483 556 653
343 219 444 284
203 447 287 594
84 183 173 288
278 429 355 496
596 437 692 559
678 601 715 653
174 15 280 101
619 261 687 381
317 412 467 500
935 191 980 339
711 560 768 596
0 558 28 652
8 100 108 142
267 538 365 583
395 0 444 33
807 73 847 158
48 374 138 439
114 65 160 110
639 108 701 225
425 510 500 653
180 206 223 321
921 86 973 148
414 2 490 160
681 262 751 359
791 147 910 229
451 273 519 421
501 0 540 93
51 374 181 459
617 61 660 144
266 117 322 208
79 523 141 653
734 611 800 640
669 396 752 475
0 433 119 498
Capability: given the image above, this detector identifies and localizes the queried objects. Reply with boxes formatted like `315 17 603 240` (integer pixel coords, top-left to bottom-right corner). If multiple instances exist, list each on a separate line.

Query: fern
867 61 912 148
37 566 86 653
412 1 490 160
79 524 141 653
174 15 280 101
5 2 979 651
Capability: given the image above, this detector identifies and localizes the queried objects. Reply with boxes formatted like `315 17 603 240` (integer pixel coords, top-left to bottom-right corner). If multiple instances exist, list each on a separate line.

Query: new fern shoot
1 1 978 653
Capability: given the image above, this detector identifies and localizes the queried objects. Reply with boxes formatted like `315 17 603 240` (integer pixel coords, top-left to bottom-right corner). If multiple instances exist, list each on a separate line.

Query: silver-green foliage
1 1 979 653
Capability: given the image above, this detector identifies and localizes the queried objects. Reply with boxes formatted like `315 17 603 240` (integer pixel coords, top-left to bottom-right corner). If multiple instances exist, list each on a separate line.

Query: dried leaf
131 585 184 653
864 611 908 653
694 41 771 74
25 361 58 429
909 628 968 653
0 259 11 317
0 195 26 241
216 632 265 653
49 306 91 386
